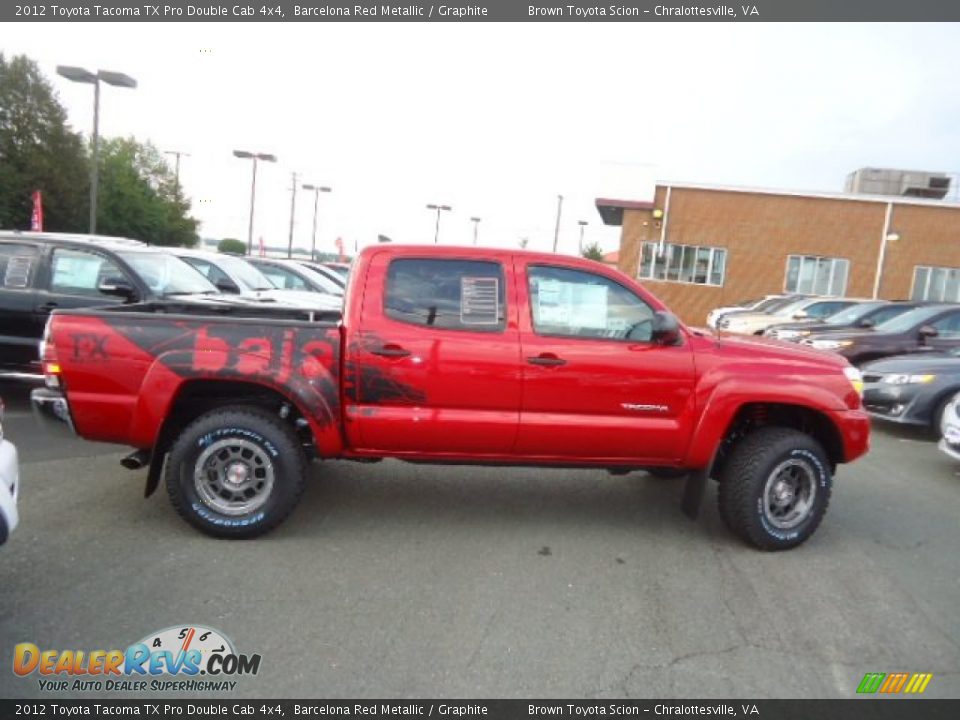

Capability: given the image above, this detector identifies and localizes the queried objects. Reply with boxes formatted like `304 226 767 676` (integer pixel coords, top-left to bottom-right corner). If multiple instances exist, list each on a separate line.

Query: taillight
41 319 61 388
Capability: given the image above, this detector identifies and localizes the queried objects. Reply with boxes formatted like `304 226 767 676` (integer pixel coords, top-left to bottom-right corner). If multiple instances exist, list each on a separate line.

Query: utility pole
552 194 563 253
164 150 190 193
287 171 299 258
578 220 588 255
470 216 481 245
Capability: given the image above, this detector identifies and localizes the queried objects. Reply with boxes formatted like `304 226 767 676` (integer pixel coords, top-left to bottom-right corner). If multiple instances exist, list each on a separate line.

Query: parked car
937 392 960 461
706 294 791 329
718 296 858 335
247 257 345 297
861 348 960 430
0 231 232 379
0 397 19 545
321 262 351 279
172 249 342 313
299 261 348 290
804 304 960 365
763 301 924 342
33 245 869 550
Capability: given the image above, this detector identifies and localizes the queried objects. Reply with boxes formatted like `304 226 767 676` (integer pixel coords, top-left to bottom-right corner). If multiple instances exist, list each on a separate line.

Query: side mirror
792 311 808 320
858 318 875 328
651 311 682 346
918 325 939 339
97 276 137 302
214 278 241 294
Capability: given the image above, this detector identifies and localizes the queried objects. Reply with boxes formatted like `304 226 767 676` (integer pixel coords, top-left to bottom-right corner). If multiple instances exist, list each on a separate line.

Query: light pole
233 150 276 255
552 194 564 252
286 172 300 259
578 220 588 255
164 150 190 193
470 216 481 245
302 184 332 260
427 204 452 244
56 66 137 234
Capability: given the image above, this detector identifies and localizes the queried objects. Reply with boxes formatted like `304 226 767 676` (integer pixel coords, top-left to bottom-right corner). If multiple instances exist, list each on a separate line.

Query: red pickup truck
32 245 870 550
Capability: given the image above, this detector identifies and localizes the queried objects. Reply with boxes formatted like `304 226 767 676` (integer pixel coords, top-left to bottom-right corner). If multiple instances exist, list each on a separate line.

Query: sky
4 22 960 256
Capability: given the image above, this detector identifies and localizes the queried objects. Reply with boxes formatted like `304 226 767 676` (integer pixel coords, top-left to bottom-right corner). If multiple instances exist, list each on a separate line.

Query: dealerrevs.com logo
13 625 262 693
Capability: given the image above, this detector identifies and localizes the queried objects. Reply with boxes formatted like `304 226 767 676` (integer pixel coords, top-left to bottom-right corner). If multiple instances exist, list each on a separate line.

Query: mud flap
144 452 165 498
681 469 708 520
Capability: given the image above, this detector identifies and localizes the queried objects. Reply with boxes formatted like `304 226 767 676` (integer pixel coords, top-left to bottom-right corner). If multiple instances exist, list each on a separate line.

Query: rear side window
0 243 39 290
384 258 505 332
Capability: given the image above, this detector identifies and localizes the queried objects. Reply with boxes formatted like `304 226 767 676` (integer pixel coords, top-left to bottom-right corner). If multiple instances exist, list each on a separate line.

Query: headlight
777 330 800 339
882 373 936 385
812 340 854 350
844 366 864 395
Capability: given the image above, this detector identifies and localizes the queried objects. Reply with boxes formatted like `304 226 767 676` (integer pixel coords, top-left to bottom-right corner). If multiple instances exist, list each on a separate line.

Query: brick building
596 183 960 326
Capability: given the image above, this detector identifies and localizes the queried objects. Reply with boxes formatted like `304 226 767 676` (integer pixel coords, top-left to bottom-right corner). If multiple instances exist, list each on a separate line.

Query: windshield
772 298 811 316
749 297 781 311
215 254 275 291
299 264 345 295
118 251 217 296
824 303 882 325
874 306 944 334
757 296 801 313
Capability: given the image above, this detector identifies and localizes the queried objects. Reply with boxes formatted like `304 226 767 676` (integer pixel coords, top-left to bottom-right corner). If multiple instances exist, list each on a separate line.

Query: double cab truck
32 246 870 550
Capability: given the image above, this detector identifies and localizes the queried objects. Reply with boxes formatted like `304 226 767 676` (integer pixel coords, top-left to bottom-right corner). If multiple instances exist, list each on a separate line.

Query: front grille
863 374 883 384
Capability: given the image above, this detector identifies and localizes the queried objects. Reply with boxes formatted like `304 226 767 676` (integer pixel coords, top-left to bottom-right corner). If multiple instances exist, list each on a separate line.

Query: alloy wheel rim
194 438 275 516
762 458 817 530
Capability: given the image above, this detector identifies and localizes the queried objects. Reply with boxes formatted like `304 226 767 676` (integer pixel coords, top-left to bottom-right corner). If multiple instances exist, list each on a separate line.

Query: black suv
0 231 222 379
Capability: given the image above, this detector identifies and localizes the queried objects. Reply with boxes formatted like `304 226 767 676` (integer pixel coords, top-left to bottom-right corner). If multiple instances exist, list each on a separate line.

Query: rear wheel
718 427 832 551
165 406 308 538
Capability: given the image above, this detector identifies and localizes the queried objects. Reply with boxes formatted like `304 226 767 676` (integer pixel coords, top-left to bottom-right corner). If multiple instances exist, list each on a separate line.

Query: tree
95 137 198 247
0 53 88 231
581 242 605 262
218 238 246 254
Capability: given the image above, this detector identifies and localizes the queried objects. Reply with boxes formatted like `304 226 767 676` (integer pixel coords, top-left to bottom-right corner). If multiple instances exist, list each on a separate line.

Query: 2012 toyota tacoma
32 245 870 550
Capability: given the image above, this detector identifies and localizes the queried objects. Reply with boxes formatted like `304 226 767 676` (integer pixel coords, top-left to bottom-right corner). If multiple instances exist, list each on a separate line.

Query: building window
784 255 849 296
912 266 960 302
639 242 726 287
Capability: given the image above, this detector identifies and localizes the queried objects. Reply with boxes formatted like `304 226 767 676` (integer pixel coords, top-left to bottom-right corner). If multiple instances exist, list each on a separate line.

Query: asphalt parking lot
1 380 958 700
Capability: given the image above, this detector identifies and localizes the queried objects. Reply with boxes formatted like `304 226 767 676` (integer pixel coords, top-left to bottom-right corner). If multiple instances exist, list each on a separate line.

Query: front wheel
718 427 832 551
165 406 308 538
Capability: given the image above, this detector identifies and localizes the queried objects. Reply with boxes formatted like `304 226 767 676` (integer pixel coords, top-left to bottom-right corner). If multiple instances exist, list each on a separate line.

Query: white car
938 392 960 461
0 398 20 544
706 295 787 329
717 297 858 336
173 249 342 313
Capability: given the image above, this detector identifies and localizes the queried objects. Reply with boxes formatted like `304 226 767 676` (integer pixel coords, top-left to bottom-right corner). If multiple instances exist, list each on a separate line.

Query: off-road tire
165 406 308 539
718 427 832 551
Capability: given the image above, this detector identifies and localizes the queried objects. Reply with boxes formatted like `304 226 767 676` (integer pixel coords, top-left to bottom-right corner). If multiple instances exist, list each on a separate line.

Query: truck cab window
49 247 127 297
528 265 655 341
384 258 505 332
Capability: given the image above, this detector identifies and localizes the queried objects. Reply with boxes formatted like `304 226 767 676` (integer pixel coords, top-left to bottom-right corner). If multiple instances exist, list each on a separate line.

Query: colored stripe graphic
857 672 932 694
880 672 909 693
904 673 933 694
857 673 885 694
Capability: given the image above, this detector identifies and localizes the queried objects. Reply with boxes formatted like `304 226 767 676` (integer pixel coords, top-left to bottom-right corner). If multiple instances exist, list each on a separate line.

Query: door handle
527 354 567 367
371 344 411 358
37 302 58 312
